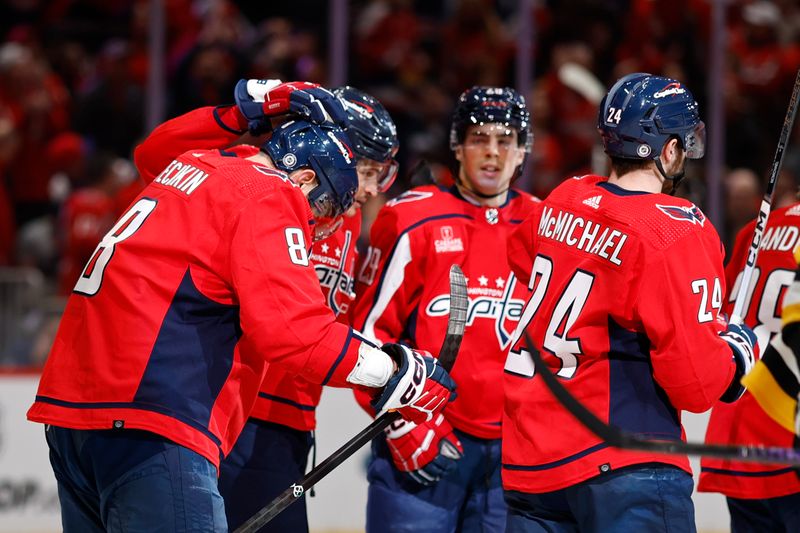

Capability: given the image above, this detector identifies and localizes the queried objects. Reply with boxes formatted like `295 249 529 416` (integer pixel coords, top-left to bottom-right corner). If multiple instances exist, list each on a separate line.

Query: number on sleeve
691 277 722 323
74 198 157 296
285 228 310 266
357 246 382 285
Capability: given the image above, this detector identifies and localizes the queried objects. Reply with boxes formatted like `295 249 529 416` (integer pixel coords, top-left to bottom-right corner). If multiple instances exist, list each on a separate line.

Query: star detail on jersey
656 204 706 226
335 247 341 257
425 273 525 350
321 243 329 253
495 277 505 288
478 275 488 286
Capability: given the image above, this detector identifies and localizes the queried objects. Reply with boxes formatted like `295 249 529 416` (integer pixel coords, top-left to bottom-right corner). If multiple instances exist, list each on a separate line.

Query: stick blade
438 264 468 370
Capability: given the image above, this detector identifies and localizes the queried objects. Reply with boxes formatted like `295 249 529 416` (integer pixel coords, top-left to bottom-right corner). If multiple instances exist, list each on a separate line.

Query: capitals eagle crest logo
655 204 706 226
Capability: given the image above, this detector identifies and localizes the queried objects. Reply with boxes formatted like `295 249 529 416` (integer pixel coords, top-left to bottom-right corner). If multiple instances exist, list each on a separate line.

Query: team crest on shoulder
656 204 706 226
385 191 434 207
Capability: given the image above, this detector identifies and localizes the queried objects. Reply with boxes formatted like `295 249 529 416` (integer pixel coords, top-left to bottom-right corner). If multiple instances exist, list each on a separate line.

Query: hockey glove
234 79 346 135
719 322 758 403
384 414 463 486
371 343 457 425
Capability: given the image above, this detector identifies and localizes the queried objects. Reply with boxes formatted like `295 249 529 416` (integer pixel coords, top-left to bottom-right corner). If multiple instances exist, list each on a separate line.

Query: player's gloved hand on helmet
371 343 457 425
234 79 346 135
719 322 758 403
384 413 463 486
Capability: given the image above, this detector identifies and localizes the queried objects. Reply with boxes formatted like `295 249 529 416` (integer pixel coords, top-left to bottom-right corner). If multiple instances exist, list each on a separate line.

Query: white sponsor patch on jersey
434 226 464 253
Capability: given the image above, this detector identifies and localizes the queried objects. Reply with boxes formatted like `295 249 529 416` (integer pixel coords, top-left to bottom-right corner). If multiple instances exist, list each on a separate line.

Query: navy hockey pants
727 493 800 533
45 425 226 532
366 428 506 533
218 419 313 533
504 463 696 533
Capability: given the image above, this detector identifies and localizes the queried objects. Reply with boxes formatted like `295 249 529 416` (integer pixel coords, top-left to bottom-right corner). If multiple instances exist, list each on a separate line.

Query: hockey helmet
263 120 358 219
333 86 399 192
449 86 532 152
598 72 705 161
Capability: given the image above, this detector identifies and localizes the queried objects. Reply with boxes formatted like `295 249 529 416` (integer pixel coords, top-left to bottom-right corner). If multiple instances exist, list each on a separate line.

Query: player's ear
513 144 526 167
661 137 681 163
289 168 317 186
453 145 465 164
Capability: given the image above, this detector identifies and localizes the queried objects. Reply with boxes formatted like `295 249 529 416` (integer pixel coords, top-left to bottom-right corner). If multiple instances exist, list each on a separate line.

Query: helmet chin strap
654 157 685 196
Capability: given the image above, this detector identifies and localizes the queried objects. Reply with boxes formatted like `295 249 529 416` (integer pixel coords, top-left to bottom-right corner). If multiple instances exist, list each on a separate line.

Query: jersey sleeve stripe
353 330 379 348
362 232 413 343
502 442 609 471
212 105 247 135
321 327 355 386
256 392 316 411
33 395 223 446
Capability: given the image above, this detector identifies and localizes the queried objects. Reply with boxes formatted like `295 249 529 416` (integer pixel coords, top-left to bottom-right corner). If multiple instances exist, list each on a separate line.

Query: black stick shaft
234 265 468 533
524 332 800 465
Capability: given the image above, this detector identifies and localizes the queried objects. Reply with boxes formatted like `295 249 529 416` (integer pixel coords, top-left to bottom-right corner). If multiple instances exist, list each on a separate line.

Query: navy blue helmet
598 73 706 161
333 86 399 192
449 86 532 151
263 120 358 218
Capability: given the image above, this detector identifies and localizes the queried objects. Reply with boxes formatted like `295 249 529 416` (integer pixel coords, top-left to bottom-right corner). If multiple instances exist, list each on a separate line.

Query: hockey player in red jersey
27 81 455 532
218 84 401 533
503 73 758 532
699 199 800 531
350 86 539 533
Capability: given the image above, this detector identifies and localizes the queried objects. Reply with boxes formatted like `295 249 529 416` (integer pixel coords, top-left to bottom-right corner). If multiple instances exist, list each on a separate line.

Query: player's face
455 123 525 196
346 158 384 216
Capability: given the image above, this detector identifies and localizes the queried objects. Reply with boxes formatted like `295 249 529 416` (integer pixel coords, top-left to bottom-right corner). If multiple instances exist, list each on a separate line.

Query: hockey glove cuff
234 79 346 135
371 343 457 425
384 414 463 486
719 322 758 403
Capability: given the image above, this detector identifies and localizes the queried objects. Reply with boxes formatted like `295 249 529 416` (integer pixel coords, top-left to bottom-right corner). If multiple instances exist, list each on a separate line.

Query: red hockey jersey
351 184 539 440
504 174 738 493
58 188 117 295
699 203 800 499
126 104 362 432
251 211 361 431
28 129 365 469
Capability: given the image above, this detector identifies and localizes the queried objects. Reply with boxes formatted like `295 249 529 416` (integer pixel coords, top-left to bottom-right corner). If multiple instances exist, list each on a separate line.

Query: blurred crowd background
0 0 799 367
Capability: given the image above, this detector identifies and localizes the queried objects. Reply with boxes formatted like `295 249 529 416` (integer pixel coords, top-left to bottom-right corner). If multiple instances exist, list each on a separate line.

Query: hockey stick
234 264 469 533
730 69 800 324
522 332 800 465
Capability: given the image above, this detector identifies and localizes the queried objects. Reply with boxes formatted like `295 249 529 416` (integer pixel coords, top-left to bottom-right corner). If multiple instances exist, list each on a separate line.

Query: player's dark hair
449 86 532 151
608 156 651 177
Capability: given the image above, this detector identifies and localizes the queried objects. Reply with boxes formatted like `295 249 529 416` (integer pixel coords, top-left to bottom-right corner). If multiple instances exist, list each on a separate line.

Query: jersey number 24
504 255 594 380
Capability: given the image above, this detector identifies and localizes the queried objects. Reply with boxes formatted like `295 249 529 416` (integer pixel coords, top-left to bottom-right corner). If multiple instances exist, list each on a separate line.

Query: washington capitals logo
343 98 375 117
656 204 706 226
654 82 686 99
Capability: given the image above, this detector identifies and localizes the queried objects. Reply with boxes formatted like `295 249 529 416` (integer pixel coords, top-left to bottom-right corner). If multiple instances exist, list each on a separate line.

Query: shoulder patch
655 203 706 226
